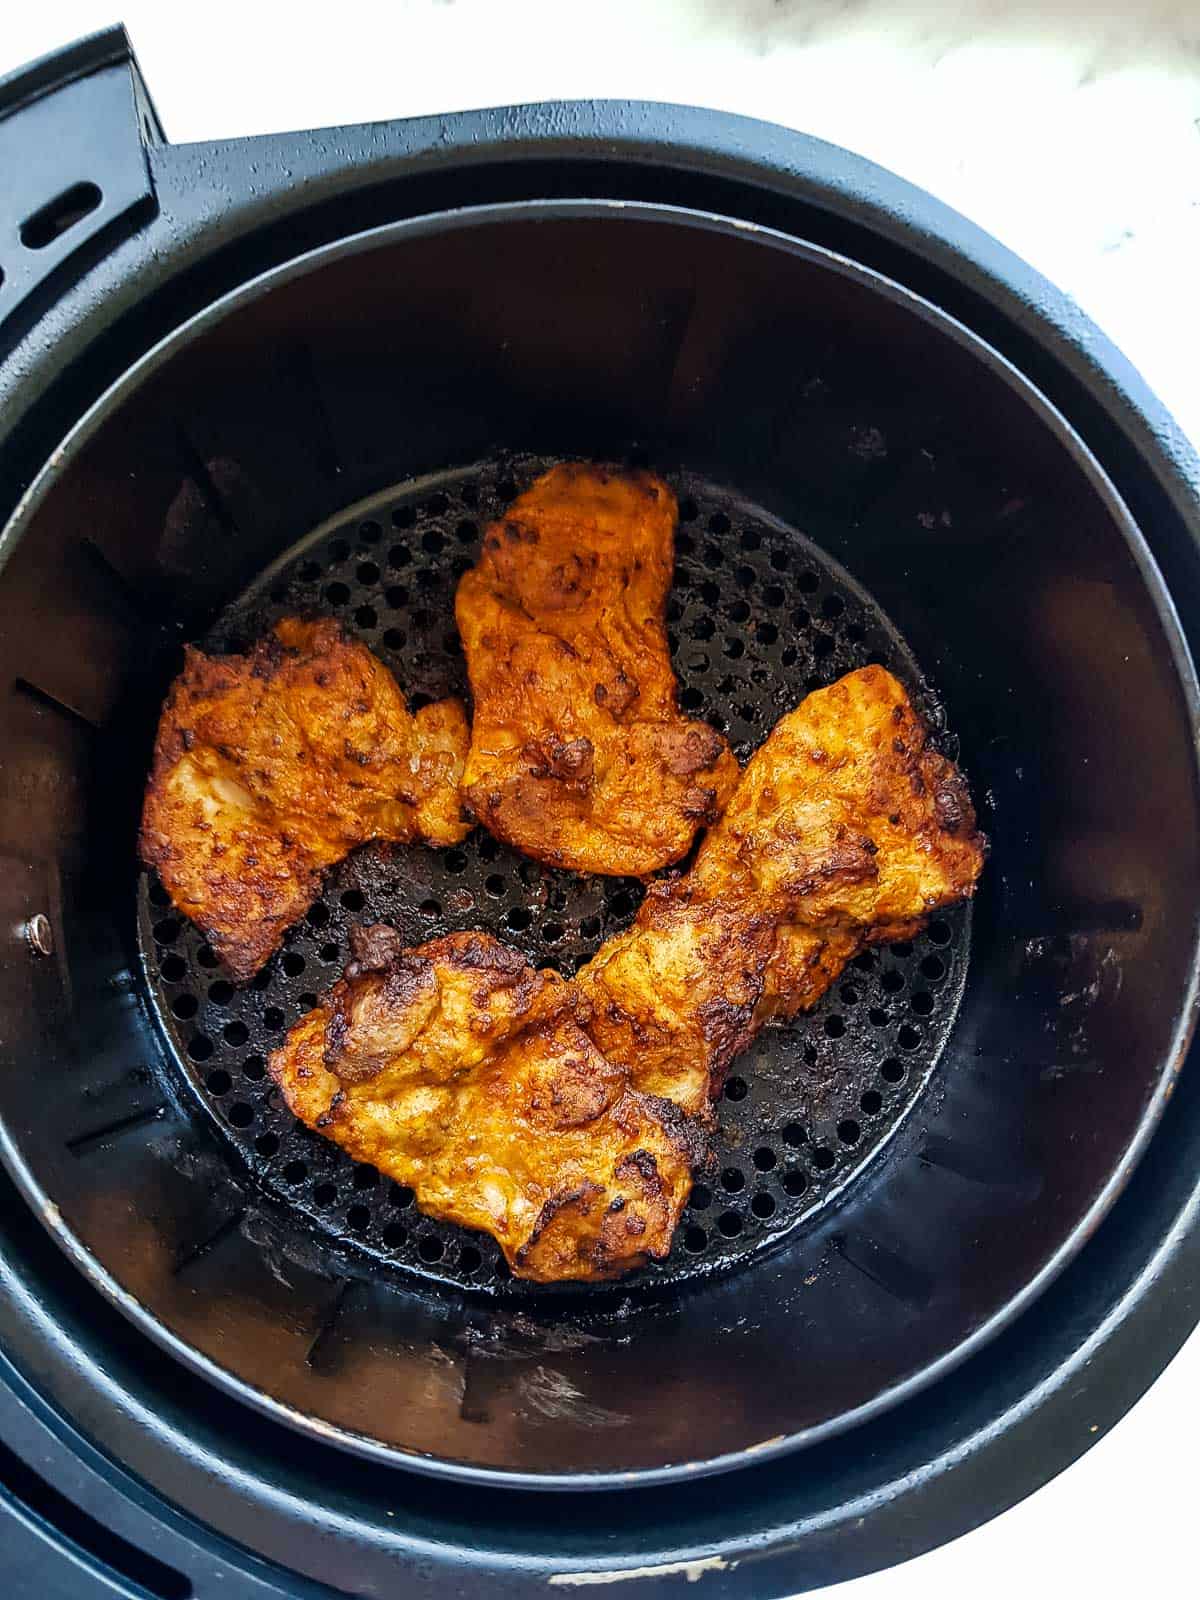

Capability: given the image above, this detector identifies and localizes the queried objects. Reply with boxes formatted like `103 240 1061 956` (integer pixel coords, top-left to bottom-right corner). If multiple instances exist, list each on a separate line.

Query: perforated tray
138 456 970 1297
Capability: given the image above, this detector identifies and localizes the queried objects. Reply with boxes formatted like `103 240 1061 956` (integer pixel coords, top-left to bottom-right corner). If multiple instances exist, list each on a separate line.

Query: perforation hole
605 886 641 918
20 182 103 249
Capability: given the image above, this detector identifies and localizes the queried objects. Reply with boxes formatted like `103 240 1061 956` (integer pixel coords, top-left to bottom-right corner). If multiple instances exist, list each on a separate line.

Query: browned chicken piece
267 667 981 1280
140 618 470 980
579 666 986 1118
455 463 740 875
268 926 702 1282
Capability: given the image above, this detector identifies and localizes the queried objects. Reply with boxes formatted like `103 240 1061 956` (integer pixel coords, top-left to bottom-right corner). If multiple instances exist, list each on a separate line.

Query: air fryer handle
0 25 161 347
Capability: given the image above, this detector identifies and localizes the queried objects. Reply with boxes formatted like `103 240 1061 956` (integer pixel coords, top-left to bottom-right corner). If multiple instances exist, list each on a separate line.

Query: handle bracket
0 25 161 342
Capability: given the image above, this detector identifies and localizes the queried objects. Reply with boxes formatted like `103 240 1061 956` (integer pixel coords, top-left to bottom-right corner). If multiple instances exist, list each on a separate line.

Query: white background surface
4 5 1199 1597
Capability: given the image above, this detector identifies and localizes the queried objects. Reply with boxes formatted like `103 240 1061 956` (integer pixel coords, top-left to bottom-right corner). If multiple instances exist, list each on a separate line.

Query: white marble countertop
4 5 1200 1598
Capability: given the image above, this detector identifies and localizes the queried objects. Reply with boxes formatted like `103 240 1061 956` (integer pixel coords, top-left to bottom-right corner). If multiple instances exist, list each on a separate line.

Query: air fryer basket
1 200 1196 1490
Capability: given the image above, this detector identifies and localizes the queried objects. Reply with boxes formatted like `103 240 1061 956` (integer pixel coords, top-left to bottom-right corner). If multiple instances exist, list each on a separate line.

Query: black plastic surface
0 27 159 343
1 203 1194 1490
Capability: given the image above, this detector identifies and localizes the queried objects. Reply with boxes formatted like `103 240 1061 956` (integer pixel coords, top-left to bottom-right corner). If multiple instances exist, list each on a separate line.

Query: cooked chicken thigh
456 463 739 875
140 618 470 978
269 926 701 1282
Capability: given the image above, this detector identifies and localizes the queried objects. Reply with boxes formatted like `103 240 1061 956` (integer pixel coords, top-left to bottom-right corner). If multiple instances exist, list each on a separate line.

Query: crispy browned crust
139 618 471 980
455 463 739 875
578 666 987 1115
268 929 703 1283
270 668 984 1282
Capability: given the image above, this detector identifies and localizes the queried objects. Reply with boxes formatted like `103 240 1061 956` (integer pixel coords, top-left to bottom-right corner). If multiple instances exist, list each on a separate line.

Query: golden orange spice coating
140 618 470 980
270 667 983 1281
578 666 986 1118
268 927 701 1282
455 464 740 875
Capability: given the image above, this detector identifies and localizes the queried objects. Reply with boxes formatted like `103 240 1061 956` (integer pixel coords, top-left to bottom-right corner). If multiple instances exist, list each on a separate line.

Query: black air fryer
1 25 1198 1599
